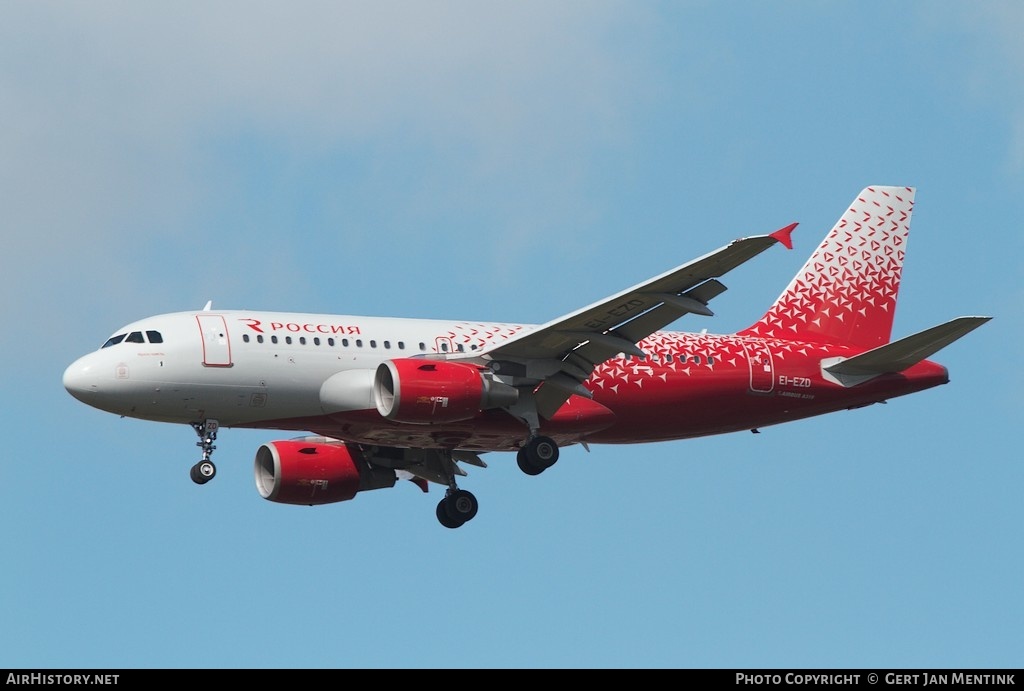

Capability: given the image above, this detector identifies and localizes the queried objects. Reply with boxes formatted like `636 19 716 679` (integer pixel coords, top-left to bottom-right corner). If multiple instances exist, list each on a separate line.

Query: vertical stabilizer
739 186 915 349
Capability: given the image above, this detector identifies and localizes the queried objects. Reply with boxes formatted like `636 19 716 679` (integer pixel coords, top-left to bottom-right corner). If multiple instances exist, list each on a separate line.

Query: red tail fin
738 186 915 349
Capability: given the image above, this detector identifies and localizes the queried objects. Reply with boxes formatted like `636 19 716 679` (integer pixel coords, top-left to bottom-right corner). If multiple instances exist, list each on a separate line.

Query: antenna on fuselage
202 300 212 311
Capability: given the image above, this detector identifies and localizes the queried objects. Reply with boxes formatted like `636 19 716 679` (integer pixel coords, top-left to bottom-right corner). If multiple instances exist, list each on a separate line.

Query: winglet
769 222 797 250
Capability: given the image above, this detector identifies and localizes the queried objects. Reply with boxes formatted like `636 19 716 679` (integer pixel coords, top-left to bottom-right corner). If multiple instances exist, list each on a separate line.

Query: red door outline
434 336 454 354
741 340 774 393
197 315 232 367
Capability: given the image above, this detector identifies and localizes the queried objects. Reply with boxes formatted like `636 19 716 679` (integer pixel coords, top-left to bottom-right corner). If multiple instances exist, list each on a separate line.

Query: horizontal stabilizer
822 316 991 386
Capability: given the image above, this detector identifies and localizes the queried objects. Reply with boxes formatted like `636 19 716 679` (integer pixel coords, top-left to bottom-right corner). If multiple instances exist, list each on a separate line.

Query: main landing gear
516 435 559 476
432 448 481 529
435 435 558 527
189 419 219 485
505 397 560 476
436 487 479 529
433 434 559 528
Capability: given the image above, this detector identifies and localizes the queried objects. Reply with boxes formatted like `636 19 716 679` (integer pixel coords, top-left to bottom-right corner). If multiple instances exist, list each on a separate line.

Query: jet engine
254 439 398 506
373 359 518 424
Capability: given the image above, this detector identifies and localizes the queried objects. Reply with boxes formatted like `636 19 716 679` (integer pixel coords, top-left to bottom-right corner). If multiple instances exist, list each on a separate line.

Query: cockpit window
101 330 164 348
101 334 126 348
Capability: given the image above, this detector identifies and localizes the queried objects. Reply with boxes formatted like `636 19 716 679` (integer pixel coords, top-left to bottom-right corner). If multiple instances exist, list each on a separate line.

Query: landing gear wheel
436 489 478 528
517 448 545 476
189 419 219 486
518 436 559 475
436 500 463 529
445 489 478 523
190 460 216 485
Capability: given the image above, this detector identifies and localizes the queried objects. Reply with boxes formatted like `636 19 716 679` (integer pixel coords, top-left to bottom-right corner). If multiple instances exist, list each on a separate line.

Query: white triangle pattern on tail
741 186 915 349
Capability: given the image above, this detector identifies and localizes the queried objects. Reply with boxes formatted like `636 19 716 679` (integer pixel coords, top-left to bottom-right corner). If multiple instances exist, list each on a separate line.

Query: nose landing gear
189 419 219 484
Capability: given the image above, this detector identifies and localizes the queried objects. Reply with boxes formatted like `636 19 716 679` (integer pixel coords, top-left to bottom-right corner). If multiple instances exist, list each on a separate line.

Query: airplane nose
63 356 99 402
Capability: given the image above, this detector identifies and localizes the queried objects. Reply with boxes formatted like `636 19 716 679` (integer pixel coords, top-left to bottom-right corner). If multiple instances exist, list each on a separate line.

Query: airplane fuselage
63 308 950 453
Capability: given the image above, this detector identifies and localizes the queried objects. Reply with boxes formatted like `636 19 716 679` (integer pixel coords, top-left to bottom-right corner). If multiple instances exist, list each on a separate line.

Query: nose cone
63 355 100 403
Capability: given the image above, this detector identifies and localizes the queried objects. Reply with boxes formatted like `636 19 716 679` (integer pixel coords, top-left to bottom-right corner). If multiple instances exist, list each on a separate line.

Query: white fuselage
63 309 534 426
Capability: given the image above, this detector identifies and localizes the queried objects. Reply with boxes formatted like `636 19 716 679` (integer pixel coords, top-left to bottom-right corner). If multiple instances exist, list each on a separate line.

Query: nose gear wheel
189 420 219 485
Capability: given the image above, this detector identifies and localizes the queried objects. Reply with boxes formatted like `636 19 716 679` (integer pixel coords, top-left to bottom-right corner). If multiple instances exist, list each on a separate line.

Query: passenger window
419 342 426 351
285 336 292 345
102 334 127 348
370 340 377 348
271 336 278 344
126 332 144 343
398 342 405 350
384 341 391 349
243 334 250 343
146 330 163 343
314 337 321 346
299 337 306 345
257 335 264 344
342 338 349 347
356 339 363 348
328 338 335 346
693 355 701 364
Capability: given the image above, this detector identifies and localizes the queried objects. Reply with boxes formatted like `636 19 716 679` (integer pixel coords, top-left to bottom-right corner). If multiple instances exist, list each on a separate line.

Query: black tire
437 499 465 529
190 460 216 485
444 489 478 523
525 436 559 469
517 448 545 476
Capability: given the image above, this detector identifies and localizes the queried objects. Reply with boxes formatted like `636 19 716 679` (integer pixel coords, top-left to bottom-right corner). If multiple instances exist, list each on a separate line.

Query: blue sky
2 1 1021 669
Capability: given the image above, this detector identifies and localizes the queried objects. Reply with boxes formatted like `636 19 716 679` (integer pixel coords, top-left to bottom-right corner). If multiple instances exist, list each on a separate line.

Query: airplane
63 186 991 528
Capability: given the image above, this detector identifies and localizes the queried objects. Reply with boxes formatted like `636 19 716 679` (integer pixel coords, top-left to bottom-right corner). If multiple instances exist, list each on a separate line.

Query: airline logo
239 318 362 335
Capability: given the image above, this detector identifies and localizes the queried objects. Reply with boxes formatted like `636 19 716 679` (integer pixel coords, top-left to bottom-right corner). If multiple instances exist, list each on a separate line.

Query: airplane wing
461 224 797 418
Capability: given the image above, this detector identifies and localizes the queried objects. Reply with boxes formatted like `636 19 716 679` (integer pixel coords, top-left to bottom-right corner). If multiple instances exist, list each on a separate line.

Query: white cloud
0 1 657 347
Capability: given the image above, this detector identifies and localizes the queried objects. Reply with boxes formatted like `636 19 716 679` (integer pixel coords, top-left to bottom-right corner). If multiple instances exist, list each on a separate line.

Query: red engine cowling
254 439 396 506
374 359 512 424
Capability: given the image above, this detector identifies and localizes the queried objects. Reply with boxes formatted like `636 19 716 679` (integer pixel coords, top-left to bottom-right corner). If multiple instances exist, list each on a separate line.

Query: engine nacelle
254 439 397 506
373 359 518 424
